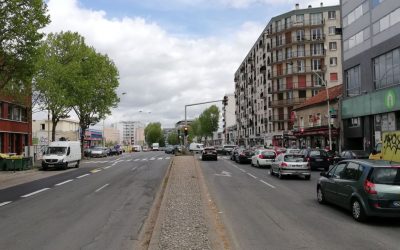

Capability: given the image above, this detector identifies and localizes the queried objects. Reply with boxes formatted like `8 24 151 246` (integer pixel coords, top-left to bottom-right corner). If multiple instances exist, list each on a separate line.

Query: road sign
330 114 337 118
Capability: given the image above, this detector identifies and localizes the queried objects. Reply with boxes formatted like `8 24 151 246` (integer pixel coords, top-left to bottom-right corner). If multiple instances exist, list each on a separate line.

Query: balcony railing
270 66 325 79
270 50 325 64
270 34 326 50
267 19 325 36
272 81 324 93
271 97 306 107
271 114 291 122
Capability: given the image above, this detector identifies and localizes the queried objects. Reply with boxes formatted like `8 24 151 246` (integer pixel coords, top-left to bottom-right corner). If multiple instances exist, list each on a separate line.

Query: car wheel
269 168 274 176
75 161 80 168
63 162 68 170
351 199 367 222
278 170 284 179
317 186 326 204
304 175 311 180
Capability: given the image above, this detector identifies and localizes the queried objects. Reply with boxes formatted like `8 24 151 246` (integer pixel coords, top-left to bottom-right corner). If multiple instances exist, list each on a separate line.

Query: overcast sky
36 0 339 128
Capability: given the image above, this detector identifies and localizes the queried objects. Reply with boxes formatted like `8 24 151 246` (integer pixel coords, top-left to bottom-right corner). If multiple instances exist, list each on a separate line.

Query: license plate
316 159 323 162
47 164 53 167
393 201 400 207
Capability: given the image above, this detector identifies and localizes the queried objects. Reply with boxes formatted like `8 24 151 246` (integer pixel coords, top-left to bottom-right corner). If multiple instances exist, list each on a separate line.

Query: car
299 148 334 171
215 146 225 155
109 147 119 156
189 143 204 154
338 150 369 161
114 145 123 155
90 147 108 157
201 147 218 161
222 145 237 155
235 148 254 164
286 148 300 155
251 149 276 168
230 147 240 161
103 147 111 156
165 145 175 154
270 153 310 180
317 159 400 222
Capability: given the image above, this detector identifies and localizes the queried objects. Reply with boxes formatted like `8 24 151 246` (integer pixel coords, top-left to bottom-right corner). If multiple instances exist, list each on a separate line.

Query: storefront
293 126 340 150
83 129 103 148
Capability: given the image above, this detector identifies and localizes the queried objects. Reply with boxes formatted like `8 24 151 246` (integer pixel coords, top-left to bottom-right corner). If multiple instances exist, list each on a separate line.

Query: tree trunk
80 124 88 157
51 117 59 142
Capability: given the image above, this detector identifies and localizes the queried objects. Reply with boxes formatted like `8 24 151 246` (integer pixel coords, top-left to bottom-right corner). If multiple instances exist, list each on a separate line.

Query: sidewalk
147 155 230 250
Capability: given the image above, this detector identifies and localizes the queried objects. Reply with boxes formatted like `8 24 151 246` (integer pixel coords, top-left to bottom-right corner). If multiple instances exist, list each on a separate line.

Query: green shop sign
342 86 400 119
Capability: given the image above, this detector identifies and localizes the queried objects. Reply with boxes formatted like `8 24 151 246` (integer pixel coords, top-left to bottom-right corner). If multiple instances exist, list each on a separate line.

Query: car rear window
284 155 305 162
261 151 275 156
371 168 400 185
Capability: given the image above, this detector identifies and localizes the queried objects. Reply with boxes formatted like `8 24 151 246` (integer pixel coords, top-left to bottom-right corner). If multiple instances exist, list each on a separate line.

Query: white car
251 149 276 168
270 153 311 180
189 143 204 154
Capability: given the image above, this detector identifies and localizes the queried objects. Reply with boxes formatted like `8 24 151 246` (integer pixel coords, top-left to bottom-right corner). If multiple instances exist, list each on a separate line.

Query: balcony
270 34 326 50
270 66 325 79
270 97 306 107
272 81 324 93
267 19 325 37
271 50 325 65
271 114 291 122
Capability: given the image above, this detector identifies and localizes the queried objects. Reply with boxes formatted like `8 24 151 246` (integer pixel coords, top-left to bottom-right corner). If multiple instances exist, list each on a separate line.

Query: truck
42 141 81 170
152 143 160 151
369 131 400 162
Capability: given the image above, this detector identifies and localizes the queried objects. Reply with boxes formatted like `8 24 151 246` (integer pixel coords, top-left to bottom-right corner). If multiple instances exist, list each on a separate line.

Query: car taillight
364 180 377 195
306 157 310 162
327 158 332 161
240 153 245 156
280 162 288 167
259 154 265 159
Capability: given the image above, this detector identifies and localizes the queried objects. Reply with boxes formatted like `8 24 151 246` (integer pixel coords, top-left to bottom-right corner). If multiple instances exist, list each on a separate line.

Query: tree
167 132 179 145
189 119 201 142
158 135 166 147
144 122 163 146
0 0 50 91
198 105 220 143
34 32 85 141
65 37 120 153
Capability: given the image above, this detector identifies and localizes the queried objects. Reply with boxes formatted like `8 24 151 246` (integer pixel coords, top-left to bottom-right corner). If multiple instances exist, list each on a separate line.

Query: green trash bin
0 159 5 171
22 157 33 170
4 159 23 171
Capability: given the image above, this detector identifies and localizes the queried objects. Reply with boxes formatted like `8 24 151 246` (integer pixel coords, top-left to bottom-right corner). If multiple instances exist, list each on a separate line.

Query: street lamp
311 71 332 151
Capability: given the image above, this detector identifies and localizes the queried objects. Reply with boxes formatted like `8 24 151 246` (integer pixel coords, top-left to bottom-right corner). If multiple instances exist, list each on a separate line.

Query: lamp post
311 71 332 151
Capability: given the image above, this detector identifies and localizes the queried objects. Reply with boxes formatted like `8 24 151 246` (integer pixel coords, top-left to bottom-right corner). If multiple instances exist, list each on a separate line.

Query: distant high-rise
111 121 145 145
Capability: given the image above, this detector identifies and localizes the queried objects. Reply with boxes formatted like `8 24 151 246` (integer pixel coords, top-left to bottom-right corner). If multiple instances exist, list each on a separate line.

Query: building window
311 43 323 56
308 115 314 127
297 44 305 57
297 60 305 72
300 117 304 128
330 57 337 66
344 4 363 27
349 118 360 127
328 11 336 19
296 29 305 41
299 90 306 98
0 102 2 118
312 59 321 71
310 13 323 25
330 73 338 81
346 65 361 96
329 26 336 35
311 28 323 40
296 14 304 23
329 42 337 50
41 124 45 130
372 8 400 35
373 47 400 89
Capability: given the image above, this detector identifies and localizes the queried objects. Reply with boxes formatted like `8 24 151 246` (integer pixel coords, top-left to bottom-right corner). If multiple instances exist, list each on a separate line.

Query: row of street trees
0 1 120 153
144 123 165 147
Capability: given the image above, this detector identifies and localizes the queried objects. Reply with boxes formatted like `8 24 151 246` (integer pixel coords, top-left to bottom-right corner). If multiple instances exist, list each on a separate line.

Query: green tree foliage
0 0 50 90
189 119 201 142
35 32 85 141
158 135 166 147
144 122 163 146
167 132 179 145
199 105 220 141
64 35 120 153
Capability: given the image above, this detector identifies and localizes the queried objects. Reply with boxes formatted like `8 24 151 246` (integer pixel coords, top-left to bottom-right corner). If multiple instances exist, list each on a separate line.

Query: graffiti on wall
382 132 400 163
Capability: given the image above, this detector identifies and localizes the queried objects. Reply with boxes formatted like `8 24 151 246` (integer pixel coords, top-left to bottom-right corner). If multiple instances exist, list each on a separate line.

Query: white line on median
104 165 112 169
95 184 109 193
55 179 73 186
77 174 90 179
0 201 12 207
260 180 276 189
21 188 50 198
247 173 258 179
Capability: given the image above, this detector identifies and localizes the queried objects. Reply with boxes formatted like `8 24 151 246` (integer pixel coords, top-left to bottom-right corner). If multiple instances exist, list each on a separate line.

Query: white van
189 143 204 154
42 141 82 170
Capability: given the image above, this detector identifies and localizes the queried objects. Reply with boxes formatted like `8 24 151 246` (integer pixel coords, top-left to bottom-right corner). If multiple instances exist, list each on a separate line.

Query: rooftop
293 84 342 110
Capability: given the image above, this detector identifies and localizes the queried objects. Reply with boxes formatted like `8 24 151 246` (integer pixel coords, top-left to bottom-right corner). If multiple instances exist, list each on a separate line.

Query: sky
37 0 339 128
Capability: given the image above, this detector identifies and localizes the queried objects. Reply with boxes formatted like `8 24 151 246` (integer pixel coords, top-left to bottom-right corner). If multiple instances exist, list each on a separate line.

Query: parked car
235 148 254 164
189 143 204 154
222 145 237 155
109 147 119 156
202 147 218 161
90 147 108 157
299 148 333 171
317 159 400 222
230 147 240 161
251 149 276 168
114 145 123 155
338 150 370 161
215 146 225 155
84 147 92 157
270 153 310 180
103 147 111 156
165 145 175 154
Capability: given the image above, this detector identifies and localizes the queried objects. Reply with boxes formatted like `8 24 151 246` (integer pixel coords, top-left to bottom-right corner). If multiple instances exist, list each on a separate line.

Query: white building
222 93 236 144
111 121 145 145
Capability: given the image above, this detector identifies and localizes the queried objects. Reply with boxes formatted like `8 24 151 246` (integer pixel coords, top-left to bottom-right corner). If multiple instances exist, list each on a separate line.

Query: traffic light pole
184 99 223 148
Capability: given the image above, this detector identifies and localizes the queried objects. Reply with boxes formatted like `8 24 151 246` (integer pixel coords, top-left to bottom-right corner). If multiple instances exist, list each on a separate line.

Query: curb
134 156 174 250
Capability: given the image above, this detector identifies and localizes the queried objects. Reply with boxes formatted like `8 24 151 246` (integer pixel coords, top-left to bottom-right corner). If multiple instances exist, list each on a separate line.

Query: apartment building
341 0 400 150
222 94 236 144
234 3 342 147
111 121 145 145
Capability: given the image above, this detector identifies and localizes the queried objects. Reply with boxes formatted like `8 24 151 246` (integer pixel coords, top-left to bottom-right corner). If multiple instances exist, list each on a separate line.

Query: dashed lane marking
158 158 163 160
150 157 156 160
90 169 102 173
21 188 50 198
247 173 258 179
55 179 73 186
0 201 12 207
165 157 171 159
77 174 90 179
260 180 276 189
104 166 112 169
141 158 147 161
95 184 109 193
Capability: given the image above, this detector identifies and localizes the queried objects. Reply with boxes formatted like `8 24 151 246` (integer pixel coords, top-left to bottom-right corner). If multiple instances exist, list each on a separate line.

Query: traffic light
222 95 228 106
184 127 188 136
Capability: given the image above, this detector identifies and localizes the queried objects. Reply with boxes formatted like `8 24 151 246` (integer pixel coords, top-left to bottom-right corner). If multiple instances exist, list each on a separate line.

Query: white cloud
42 0 264 128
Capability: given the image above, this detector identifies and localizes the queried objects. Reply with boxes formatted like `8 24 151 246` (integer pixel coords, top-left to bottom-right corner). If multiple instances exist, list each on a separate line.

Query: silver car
90 147 107 157
270 153 311 180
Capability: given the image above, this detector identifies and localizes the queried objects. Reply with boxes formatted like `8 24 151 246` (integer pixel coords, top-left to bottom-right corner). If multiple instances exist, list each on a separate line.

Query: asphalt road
200 155 400 250
0 151 171 250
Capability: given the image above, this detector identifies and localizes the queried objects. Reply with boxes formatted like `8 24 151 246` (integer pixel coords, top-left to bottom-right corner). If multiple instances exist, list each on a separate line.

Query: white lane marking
238 168 246 173
247 173 258 179
158 157 163 160
55 179 73 186
141 158 147 161
260 180 276 189
0 201 12 207
77 173 90 179
95 184 109 193
91 169 102 173
104 165 112 169
21 188 50 198
165 157 171 159
150 157 156 160
134 159 140 162
131 167 137 171
215 171 232 177
127 159 132 162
